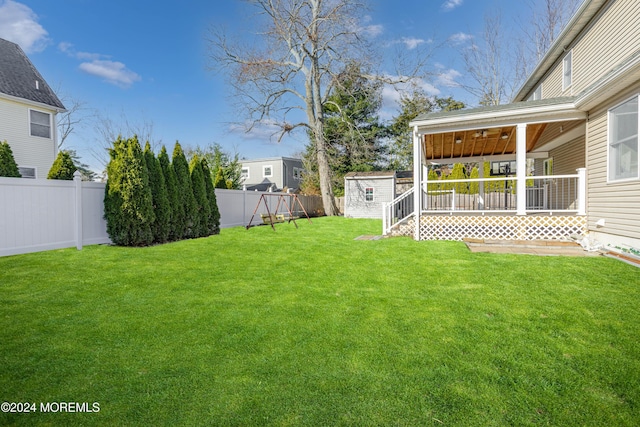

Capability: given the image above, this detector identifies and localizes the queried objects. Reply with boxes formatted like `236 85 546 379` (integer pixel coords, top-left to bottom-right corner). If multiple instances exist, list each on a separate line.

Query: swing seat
260 213 285 224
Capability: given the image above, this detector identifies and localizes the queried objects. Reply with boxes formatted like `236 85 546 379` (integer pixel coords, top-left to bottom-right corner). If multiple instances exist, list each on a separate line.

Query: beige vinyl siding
535 120 584 147
537 0 640 100
541 66 564 98
533 123 585 175
573 0 640 95
0 98 56 178
548 137 585 175
586 81 640 241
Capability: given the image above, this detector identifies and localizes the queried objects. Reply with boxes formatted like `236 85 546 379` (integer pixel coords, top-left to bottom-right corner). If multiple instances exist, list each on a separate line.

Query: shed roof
344 171 395 179
0 38 65 110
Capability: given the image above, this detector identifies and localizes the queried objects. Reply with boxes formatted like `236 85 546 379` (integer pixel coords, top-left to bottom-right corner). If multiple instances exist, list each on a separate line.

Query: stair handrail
382 187 415 235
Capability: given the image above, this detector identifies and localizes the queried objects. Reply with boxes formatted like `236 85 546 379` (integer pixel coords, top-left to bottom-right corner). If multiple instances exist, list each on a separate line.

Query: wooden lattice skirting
390 214 586 241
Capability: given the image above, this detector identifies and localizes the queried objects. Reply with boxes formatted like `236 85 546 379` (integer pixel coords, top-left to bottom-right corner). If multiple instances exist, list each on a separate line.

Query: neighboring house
0 38 66 179
385 0 640 251
240 157 304 192
344 171 413 219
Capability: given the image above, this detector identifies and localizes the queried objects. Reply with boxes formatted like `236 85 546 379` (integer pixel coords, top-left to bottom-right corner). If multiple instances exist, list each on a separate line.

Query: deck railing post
577 167 586 216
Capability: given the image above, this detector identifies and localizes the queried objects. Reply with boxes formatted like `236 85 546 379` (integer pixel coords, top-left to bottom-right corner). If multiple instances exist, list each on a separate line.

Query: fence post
577 168 586 216
74 171 83 250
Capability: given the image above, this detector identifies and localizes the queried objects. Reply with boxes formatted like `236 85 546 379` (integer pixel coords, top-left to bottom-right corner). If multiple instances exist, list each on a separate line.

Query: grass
1 216 639 426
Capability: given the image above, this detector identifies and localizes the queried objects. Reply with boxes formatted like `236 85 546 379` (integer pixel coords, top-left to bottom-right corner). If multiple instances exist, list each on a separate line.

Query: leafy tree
172 142 198 239
65 149 97 181
302 63 386 196
144 142 171 243
214 168 227 189
187 143 242 190
201 158 221 235
448 163 468 194
104 136 155 246
0 141 21 178
469 165 480 194
47 150 77 180
189 155 211 238
386 89 465 171
158 146 181 241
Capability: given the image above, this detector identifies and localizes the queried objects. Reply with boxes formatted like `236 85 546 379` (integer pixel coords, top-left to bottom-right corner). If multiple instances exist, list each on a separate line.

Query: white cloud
79 60 141 88
357 15 384 38
0 0 49 53
401 37 427 50
448 32 473 45
436 68 462 88
58 42 105 61
442 0 463 11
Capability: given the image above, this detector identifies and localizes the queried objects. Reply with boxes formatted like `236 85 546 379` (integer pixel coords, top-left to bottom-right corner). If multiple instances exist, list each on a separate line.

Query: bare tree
90 111 159 168
458 12 514 106
516 0 582 84
208 0 427 215
458 0 582 106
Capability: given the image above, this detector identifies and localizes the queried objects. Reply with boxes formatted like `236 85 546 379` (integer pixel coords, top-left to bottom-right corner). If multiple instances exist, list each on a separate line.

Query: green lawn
1 217 639 426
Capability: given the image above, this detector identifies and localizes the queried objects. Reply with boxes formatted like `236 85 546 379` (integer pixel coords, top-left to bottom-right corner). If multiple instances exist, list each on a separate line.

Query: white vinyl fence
0 175 323 257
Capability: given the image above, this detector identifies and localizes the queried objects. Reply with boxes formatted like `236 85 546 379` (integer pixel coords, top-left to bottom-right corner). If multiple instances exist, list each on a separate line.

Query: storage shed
344 171 396 219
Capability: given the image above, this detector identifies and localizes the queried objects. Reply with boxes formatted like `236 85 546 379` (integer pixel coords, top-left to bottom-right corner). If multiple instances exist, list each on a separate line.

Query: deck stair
463 238 599 256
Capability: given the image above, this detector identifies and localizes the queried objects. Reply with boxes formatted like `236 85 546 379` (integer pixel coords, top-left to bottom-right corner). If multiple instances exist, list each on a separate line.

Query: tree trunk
314 125 339 216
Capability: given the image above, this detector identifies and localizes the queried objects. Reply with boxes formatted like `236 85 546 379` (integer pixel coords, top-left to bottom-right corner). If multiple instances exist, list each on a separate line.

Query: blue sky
0 0 531 171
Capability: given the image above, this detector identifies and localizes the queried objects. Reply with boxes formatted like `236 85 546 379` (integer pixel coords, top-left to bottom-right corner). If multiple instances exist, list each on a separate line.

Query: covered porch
384 98 588 241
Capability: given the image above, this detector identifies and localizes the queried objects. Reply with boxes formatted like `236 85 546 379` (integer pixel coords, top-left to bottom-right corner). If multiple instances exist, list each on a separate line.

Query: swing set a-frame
245 193 313 231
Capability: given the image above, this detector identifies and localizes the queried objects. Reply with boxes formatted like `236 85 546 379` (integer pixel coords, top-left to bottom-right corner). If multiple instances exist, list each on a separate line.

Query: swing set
245 193 313 231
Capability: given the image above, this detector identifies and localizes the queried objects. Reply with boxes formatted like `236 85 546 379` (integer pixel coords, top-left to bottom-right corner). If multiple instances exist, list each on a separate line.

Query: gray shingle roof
0 38 65 110
412 96 577 123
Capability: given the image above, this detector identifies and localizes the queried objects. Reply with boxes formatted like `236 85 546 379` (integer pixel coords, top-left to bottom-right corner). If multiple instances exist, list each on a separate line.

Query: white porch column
478 160 485 210
413 126 421 241
577 167 586 216
516 123 527 216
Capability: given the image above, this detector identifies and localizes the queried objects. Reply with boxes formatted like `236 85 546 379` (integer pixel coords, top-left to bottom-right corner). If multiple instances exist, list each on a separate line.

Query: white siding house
0 38 65 179
241 157 304 191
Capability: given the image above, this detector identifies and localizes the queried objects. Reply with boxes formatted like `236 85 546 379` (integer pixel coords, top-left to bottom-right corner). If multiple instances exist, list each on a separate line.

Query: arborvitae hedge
47 150 77 180
0 141 21 178
189 155 211 238
172 142 198 239
158 146 182 242
144 142 171 243
104 136 155 246
201 158 221 235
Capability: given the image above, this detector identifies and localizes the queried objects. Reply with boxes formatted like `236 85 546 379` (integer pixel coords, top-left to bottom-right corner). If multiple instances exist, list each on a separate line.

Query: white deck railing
382 188 414 235
422 174 583 214
383 171 585 236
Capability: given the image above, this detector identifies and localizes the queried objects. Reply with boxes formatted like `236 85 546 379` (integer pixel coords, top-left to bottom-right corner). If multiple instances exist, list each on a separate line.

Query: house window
365 187 374 202
562 50 572 91
263 165 273 178
543 158 553 176
529 85 542 101
293 167 303 180
241 167 249 179
18 166 36 179
608 95 639 181
29 109 51 138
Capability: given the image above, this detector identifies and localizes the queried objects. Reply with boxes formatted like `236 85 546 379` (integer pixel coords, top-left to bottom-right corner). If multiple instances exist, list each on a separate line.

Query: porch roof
410 97 587 162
